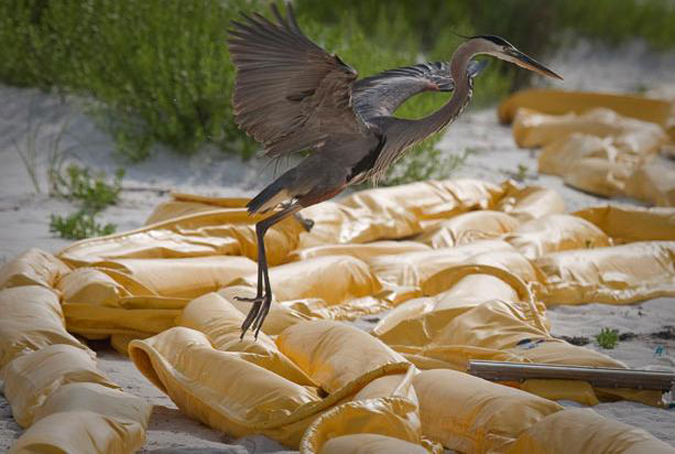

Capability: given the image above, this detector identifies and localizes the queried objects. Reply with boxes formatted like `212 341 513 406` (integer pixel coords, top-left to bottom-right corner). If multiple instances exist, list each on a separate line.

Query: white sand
1 39 675 451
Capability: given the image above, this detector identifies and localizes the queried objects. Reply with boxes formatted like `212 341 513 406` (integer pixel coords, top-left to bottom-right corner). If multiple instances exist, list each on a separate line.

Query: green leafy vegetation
53 165 124 211
382 141 472 187
49 164 123 239
596 328 620 349
49 210 116 240
2 0 674 183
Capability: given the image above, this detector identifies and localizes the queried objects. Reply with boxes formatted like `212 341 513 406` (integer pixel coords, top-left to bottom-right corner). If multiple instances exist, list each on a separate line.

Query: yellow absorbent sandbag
0 286 90 371
341 179 504 223
370 240 516 289
0 248 70 289
95 255 257 298
129 326 320 446
276 320 409 394
413 369 563 453
374 275 517 346
375 294 652 405
415 210 520 249
301 366 435 453
421 250 545 296
512 107 668 150
10 382 152 454
624 158 675 207
59 208 304 267
495 182 566 222
129 325 413 448
3 344 119 428
504 213 611 259
574 205 675 243
177 292 315 386
217 285 310 336
540 132 669 203
302 398 430 454
57 267 130 305
298 179 504 248
145 193 250 225
317 433 431 454
287 240 430 263
506 408 675 454
534 241 675 305
498 89 673 132
238 255 382 306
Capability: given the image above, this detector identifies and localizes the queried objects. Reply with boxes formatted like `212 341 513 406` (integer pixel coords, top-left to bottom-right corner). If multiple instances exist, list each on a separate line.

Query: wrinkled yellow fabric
624 159 675 207
413 369 563 453
574 205 675 242
319 433 431 454
505 99 673 205
504 213 611 259
301 367 436 453
276 321 409 394
506 408 675 454
495 182 566 222
0 248 70 289
415 210 520 248
521 379 600 406
302 398 429 454
177 292 315 386
0 286 90 371
3 344 119 427
240 255 382 305
287 240 429 263
512 107 668 149
96 255 257 298
534 241 675 305
59 208 304 266
370 240 516 289
498 89 673 134
129 326 320 446
3 176 675 452
63 300 181 339
57 266 129 305
341 179 503 223
128 324 413 448
10 383 152 454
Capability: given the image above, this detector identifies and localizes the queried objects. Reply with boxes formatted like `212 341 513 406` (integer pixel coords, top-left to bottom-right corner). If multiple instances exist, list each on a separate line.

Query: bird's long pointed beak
511 50 563 80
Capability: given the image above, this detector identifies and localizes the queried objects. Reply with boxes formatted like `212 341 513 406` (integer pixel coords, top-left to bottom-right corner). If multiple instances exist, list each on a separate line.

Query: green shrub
595 328 620 349
53 164 124 211
49 164 123 239
2 0 675 175
0 0 259 159
49 210 116 240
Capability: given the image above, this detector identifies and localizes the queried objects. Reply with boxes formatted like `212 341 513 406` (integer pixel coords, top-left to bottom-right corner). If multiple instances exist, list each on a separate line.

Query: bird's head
471 35 563 80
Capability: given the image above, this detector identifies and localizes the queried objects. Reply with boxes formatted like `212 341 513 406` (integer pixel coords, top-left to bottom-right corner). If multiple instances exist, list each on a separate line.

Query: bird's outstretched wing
229 4 370 158
353 60 489 121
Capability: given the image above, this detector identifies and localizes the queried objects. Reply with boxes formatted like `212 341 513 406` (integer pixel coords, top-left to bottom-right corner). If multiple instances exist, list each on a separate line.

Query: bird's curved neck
416 41 476 137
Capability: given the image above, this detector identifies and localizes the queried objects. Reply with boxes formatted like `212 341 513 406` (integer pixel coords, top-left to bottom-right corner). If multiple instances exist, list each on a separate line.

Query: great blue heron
229 4 562 339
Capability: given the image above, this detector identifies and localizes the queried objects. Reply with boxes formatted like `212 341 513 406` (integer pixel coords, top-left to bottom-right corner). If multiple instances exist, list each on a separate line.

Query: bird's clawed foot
235 293 272 340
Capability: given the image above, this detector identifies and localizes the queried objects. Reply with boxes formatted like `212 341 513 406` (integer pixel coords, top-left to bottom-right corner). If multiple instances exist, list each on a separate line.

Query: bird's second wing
229 4 369 157
352 59 489 121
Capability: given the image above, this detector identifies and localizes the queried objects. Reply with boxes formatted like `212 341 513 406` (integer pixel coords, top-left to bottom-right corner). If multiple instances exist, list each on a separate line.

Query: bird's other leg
237 203 302 339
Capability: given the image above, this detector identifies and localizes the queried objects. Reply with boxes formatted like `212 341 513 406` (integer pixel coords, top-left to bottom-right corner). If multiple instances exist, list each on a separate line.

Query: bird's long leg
236 203 302 339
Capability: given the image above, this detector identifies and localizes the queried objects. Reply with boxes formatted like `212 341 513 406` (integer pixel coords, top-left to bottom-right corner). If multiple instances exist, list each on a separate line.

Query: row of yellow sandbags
499 90 675 206
0 282 151 453
2 185 674 356
128 295 675 453
2 180 675 452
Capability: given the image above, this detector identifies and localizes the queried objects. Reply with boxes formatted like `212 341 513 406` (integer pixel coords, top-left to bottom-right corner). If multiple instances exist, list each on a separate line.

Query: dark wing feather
352 59 489 121
228 4 370 157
